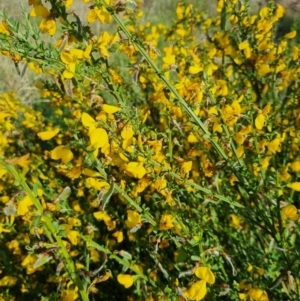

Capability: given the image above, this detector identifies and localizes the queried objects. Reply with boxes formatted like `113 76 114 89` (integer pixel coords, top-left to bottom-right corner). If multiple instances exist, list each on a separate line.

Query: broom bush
0 0 300 300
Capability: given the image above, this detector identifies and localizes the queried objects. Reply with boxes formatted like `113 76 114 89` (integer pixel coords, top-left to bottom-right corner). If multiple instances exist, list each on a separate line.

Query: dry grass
0 0 298 102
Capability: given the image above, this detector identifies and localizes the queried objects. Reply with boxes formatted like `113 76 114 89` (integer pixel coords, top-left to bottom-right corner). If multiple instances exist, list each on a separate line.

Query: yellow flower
267 137 281 154
284 31 297 39
82 168 102 177
287 182 300 192
17 195 33 216
125 210 141 229
87 5 112 24
221 100 242 126
239 41 252 58
248 288 269 301
239 279 252 291
239 293 248 299
121 124 134 149
188 133 199 143
60 48 89 79
37 128 60 140
30 4 50 18
81 112 97 130
159 214 175 230
63 0 73 8
7 153 31 168
67 230 80 245
117 274 134 288
89 248 100 263
153 177 167 191
195 267 215 284
255 113 265 130
21 254 39 274
274 4 285 20
181 161 192 176
162 54 176 69
102 104 121 114
39 18 56 36
290 160 300 172
282 204 298 221
176 2 185 19
279 166 290 182
113 230 124 243
229 214 241 229
68 217 82 227
97 31 119 57
0 276 18 286
125 162 147 179
28 62 42 73
63 65 76 80
89 128 109 149
51 145 74 163
215 80 228 96
259 7 270 19
184 280 207 301
93 211 111 222
189 65 203 74
0 21 11 35
257 64 271 76
61 282 79 301
237 145 244 158
86 178 109 190
66 166 82 179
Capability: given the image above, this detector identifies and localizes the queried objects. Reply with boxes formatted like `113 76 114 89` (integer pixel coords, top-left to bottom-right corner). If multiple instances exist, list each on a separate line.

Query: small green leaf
119 250 132 260
203 134 211 140
188 238 199 247
34 254 53 269
176 250 188 263
172 237 182 248
108 43 119 53
57 186 71 201
51 220 60 232
101 183 115 210
32 215 42 227
220 3 227 31
13 178 21 186
83 236 111 254
238 186 249 201
124 1 137 10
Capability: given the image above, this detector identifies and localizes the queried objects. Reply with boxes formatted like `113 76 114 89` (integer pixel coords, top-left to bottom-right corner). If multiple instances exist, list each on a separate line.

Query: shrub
0 0 300 300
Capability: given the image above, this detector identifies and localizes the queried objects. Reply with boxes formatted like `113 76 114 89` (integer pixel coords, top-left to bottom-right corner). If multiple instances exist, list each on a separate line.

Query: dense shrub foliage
0 0 300 300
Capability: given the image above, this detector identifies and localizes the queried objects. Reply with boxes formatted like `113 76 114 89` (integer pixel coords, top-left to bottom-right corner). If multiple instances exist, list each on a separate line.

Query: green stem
3 163 89 301
199 231 206 266
147 157 244 208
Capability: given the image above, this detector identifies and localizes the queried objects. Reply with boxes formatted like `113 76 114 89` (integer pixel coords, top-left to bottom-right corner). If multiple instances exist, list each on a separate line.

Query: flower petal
117 274 134 289
195 267 215 284
102 104 121 114
37 128 60 140
89 128 109 149
51 145 73 163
